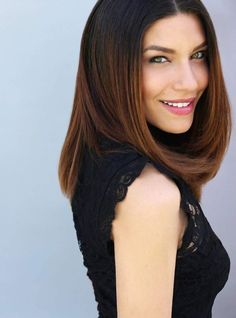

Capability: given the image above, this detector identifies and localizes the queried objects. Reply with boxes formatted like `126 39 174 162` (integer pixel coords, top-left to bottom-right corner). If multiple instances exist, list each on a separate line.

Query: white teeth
162 101 191 107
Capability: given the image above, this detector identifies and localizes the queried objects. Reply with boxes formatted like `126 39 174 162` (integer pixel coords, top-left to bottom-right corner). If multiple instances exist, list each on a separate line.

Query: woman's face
141 13 209 134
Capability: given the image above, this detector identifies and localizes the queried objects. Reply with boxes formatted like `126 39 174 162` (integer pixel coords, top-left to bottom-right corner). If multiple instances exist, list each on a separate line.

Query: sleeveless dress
71 137 231 318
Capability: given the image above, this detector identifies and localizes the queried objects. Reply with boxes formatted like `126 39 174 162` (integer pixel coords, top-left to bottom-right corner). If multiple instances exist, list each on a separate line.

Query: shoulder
112 161 181 242
96 140 183 253
111 162 181 317
130 161 181 205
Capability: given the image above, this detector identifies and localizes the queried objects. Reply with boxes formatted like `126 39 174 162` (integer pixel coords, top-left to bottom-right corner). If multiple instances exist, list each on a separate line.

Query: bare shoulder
112 161 181 231
133 161 181 205
111 162 182 318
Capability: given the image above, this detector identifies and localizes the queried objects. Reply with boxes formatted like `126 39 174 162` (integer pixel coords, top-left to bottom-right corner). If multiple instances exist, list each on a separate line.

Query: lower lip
161 101 194 115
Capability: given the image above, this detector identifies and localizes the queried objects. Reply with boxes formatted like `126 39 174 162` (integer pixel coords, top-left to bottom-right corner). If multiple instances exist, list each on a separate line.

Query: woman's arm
111 163 182 318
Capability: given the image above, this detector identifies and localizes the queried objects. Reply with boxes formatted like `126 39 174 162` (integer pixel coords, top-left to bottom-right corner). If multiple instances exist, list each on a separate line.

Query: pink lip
160 100 195 115
160 97 196 103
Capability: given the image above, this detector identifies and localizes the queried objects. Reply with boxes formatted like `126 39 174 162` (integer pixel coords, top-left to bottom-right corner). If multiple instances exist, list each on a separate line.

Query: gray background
0 1 235 317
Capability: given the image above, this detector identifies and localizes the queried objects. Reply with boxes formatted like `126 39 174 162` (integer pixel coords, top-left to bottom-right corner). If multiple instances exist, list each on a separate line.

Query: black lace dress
71 138 231 318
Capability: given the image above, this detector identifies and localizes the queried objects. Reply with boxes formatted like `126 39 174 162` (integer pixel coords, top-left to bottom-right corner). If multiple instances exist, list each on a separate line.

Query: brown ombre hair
58 0 232 202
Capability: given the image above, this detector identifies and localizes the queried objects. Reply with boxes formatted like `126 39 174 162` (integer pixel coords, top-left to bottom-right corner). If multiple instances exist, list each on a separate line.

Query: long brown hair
58 0 232 202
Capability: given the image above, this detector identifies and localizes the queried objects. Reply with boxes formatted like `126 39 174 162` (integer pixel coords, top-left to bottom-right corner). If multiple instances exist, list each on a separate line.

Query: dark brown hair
58 0 232 202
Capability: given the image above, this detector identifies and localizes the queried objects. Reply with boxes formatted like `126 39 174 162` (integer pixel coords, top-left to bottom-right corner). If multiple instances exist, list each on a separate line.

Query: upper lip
160 97 196 103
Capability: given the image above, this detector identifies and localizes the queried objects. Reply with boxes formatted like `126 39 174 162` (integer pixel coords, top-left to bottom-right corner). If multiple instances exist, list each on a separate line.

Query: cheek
141 68 166 99
197 64 209 89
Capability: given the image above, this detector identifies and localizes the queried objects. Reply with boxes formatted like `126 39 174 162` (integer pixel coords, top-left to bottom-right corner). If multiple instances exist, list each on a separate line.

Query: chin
147 119 193 134
168 127 191 134
154 123 192 134
160 120 194 134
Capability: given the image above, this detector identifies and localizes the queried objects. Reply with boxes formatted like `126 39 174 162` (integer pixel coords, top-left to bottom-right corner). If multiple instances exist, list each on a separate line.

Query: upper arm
111 163 181 318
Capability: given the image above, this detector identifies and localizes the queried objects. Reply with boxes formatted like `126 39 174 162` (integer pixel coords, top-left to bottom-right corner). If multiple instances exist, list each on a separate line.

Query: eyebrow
143 41 208 54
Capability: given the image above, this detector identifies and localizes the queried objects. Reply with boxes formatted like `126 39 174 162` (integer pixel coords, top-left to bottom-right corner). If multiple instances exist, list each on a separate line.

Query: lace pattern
99 155 206 259
99 156 147 251
71 141 231 318
177 199 205 258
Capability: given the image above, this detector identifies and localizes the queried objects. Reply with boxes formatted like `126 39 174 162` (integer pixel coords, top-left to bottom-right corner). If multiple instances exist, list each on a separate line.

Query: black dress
71 137 231 318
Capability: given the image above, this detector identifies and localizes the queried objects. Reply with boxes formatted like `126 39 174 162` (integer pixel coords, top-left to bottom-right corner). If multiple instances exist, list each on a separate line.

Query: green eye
192 50 207 59
149 56 168 63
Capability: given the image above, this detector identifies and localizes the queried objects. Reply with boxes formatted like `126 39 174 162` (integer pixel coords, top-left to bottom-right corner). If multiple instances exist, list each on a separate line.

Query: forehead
143 13 206 47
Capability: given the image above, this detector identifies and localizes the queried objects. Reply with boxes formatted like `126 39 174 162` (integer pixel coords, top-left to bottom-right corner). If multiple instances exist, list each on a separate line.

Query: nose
172 61 198 92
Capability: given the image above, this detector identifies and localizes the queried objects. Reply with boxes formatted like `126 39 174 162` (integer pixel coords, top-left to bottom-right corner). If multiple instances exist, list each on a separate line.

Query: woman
58 0 232 317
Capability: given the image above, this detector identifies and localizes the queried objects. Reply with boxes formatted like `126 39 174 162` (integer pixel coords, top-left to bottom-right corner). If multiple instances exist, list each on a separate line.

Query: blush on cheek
199 67 209 88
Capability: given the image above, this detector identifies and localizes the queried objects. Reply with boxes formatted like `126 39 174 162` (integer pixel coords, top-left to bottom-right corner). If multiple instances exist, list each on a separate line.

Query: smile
160 97 196 107
160 100 195 115
161 101 191 108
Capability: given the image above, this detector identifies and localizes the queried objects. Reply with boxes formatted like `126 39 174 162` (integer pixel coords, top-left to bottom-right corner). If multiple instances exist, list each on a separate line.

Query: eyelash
149 50 208 64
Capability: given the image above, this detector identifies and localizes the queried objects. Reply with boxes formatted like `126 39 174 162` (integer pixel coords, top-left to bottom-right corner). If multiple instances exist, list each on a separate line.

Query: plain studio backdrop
0 1 235 317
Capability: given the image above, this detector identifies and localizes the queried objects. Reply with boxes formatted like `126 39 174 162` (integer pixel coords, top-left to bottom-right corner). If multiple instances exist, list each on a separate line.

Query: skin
141 13 209 134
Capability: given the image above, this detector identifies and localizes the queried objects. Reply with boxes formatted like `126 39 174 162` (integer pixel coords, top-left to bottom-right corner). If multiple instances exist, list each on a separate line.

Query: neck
147 122 189 152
